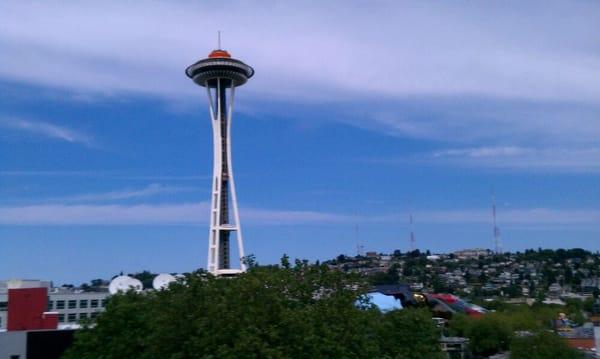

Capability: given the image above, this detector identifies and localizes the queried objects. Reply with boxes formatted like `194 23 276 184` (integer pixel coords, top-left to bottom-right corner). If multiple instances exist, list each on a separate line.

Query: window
56 300 65 309
79 300 88 308
91 312 99 319
68 300 77 309
10 355 20 359
58 314 65 322
0 301 7 311
101 299 107 307
67 313 77 322
90 299 99 308
48 301 54 311
79 313 88 320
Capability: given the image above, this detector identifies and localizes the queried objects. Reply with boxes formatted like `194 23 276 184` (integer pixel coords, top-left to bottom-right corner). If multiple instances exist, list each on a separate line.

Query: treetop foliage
449 305 585 357
511 331 583 359
64 259 443 359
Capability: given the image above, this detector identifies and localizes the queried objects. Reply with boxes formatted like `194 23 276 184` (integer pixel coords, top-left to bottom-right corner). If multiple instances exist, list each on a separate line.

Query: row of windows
0 299 106 314
58 312 100 323
49 298 107 310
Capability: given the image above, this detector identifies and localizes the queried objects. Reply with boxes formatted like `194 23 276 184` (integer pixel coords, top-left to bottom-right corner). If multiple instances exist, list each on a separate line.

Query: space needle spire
186 43 254 276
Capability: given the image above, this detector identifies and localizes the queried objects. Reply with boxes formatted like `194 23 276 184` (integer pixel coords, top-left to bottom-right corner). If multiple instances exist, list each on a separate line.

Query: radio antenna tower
354 210 364 257
409 213 416 251
186 41 254 276
356 243 364 257
492 191 502 254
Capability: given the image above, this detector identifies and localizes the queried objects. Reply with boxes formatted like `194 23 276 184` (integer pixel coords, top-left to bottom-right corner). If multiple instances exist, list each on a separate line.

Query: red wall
41 312 59 330
7 287 57 331
565 337 595 350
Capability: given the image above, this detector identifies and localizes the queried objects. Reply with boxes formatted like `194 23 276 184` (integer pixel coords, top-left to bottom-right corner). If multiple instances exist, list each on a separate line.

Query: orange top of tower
208 49 231 58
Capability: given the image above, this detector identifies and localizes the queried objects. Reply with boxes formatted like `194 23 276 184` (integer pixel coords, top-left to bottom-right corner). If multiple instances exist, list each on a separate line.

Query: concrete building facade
0 280 109 330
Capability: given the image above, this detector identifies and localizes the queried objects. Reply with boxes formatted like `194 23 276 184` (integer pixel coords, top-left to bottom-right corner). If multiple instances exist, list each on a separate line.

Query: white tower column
205 81 245 275
186 48 254 276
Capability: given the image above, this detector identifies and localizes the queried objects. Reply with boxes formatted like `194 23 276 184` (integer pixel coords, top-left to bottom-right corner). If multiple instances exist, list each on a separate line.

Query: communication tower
492 192 502 254
186 43 254 275
409 213 416 252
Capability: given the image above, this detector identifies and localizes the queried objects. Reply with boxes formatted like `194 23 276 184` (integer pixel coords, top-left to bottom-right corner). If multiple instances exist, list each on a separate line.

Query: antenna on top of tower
409 213 415 252
217 30 222 49
492 189 502 254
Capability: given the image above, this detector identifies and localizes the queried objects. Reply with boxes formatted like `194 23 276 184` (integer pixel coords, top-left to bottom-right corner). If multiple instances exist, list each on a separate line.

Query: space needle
185 41 254 276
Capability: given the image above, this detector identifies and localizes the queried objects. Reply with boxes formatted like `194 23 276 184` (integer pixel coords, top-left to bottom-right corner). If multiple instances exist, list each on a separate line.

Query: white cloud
412 208 600 226
0 203 208 226
366 103 600 146
0 201 597 227
0 118 94 147
55 184 195 203
427 146 600 172
0 202 351 226
367 146 600 172
432 146 531 159
0 170 208 181
2 1 600 165
242 208 352 225
1 1 599 103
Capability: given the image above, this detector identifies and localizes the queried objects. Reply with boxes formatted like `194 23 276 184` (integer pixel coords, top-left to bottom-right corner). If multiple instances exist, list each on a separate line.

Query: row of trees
449 303 583 358
64 260 444 359
64 258 586 358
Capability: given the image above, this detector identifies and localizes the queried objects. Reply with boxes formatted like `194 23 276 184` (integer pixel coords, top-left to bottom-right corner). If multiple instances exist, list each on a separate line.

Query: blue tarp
365 292 403 312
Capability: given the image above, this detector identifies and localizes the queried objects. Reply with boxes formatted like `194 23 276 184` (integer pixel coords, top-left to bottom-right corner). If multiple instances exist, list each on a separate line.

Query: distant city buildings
326 248 600 302
0 279 109 359
2 247 600 358
454 248 489 260
0 279 109 331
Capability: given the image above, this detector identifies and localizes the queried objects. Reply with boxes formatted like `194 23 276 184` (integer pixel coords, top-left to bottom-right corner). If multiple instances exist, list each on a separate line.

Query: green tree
64 261 442 359
62 291 152 359
457 313 513 356
378 309 445 359
510 332 583 359
370 265 400 285
583 296 595 313
504 284 521 298
130 270 156 289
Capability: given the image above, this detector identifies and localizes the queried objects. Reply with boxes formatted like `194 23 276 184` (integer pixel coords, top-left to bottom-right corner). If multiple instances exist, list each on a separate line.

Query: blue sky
1 1 599 284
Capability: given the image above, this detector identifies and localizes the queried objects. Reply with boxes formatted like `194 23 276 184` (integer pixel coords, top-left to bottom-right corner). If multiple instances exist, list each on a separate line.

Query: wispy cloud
432 146 531 159
1 1 599 103
2 1 600 172
0 203 209 226
0 118 94 147
243 208 352 225
0 170 208 181
366 146 600 173
0 202 351 226
428 146 600 172
0 202 597 227
410 209 600 226
56 184 196 203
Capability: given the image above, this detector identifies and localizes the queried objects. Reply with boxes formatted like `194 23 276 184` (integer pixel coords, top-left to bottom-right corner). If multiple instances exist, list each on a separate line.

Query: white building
0 280 110 330
454 248 488 260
